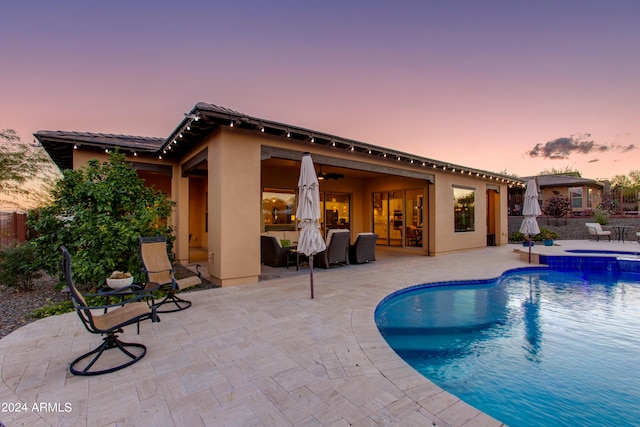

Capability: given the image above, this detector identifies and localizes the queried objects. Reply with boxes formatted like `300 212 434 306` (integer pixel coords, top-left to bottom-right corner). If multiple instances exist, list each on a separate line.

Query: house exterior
508 174 605 216
36 102 523 286
536 174 604 215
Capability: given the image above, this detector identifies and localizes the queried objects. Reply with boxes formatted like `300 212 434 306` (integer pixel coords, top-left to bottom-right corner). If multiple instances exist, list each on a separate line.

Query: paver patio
1 240 638 426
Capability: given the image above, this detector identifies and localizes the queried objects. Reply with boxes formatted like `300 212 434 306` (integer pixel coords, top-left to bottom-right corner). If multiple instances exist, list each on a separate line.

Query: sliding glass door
373 189 424 248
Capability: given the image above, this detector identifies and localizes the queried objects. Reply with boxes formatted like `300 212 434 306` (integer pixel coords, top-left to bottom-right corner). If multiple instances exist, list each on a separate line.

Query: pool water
375 268 640 427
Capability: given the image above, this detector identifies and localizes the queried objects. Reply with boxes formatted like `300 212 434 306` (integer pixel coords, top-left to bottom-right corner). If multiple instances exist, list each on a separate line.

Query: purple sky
1 0 639 179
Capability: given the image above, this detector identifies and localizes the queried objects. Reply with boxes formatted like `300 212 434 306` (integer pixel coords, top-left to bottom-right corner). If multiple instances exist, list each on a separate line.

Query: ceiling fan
317 165 344 181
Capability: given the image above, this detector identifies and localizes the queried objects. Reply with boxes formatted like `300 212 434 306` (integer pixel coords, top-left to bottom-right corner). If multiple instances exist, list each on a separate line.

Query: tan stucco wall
70 128 512 285
188 177 207 248
207 128 262 286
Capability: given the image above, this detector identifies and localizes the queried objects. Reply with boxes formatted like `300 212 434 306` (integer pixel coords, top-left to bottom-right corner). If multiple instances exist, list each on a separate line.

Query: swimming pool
375 268 640 426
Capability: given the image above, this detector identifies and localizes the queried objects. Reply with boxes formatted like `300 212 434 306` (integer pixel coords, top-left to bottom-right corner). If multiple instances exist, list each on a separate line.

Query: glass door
373 192 388 245
373 189 424 248
405 189 423 247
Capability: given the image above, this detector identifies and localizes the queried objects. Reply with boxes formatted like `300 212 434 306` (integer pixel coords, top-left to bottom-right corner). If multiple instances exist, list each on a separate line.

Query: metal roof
526 175 604 188
35 130 164 170
35 102 525 186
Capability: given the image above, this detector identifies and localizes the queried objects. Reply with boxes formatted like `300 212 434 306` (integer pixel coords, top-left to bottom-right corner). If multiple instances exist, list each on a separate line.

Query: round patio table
611 225 634 242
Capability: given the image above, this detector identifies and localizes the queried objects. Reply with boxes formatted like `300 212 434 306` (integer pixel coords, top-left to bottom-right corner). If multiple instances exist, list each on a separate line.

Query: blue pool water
375 268 640 427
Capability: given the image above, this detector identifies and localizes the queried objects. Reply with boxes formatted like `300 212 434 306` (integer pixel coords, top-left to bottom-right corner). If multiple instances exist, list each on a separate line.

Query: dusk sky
1 1 639 179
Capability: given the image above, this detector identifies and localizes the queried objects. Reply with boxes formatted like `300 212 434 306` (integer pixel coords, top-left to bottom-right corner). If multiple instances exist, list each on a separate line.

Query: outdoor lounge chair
139 236 202 313
260 235 288 267
349 232 378 264
585 223 611 241
61 246 157 376
316 229 350 269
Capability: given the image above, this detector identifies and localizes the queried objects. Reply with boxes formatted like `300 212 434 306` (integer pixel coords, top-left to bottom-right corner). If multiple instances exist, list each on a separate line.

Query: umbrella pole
309 255 314 299
528 234 532 264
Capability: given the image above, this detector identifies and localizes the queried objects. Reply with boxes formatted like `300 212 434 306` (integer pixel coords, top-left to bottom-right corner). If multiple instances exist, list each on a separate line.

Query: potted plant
510 231 533 246
106 270 133 289
537 228 557 246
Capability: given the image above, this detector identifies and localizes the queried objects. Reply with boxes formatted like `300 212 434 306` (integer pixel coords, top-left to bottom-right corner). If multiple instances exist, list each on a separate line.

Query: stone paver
2 240 637 426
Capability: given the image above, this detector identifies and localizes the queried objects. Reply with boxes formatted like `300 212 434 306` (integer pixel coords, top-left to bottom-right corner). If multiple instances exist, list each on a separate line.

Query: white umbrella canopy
297 153 326 298
520 178 541 263
520 179 541 235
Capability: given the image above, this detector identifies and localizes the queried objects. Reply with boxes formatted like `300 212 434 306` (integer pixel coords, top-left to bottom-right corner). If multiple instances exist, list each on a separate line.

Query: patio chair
139 236 202 313
406 226 422 247
61 246 157 376
316 229 350 269
349 232 378 264
260 235 288 267
585 223 611 241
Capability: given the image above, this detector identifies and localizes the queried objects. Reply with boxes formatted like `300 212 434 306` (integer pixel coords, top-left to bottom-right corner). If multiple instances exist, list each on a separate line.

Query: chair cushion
93 301 152 331
176 276 201 290
326 229 349 246
283 230 300 243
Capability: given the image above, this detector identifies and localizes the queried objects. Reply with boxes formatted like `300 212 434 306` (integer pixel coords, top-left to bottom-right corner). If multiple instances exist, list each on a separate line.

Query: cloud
527 134 636 160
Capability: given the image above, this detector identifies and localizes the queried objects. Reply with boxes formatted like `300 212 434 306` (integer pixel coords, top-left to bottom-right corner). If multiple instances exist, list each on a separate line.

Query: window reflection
321 192 350 236
454 187 475 232
263 189 296 231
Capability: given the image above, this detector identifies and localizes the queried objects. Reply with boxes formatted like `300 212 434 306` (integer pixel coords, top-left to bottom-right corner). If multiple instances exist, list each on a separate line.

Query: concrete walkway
1 240 638 426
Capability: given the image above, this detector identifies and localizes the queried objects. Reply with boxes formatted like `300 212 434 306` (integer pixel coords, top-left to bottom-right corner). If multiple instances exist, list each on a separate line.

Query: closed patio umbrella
297 153 326 299
520 178 541 263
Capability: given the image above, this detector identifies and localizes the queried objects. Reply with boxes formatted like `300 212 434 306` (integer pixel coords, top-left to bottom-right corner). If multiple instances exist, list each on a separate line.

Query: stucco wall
205 128 262 286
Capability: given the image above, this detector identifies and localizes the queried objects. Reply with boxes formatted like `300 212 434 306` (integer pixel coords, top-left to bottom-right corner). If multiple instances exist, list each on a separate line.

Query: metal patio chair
61 246 157 376
138 236 202 313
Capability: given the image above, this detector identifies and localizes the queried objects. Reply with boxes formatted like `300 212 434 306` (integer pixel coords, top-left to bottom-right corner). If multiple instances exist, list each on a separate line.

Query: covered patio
3 240 638 426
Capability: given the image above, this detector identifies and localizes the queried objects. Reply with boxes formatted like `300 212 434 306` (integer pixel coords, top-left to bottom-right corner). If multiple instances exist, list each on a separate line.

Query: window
320 192 350 236
454 187 475 232
569 187 583 209
263 189 296 231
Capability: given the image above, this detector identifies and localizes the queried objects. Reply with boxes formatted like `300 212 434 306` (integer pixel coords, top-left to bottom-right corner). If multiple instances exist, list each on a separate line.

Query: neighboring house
36 102 523 286
509 174 604 216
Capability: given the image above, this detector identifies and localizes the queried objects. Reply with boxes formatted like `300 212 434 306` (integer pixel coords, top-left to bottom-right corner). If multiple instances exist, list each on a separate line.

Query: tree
0 129 59 208
543 191 571 225
29 151 175 287
610 170 640 189
537 166 582 177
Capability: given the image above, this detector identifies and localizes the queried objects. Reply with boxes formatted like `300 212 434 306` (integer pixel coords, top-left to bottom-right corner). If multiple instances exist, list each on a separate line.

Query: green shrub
0 243 42 292
533 227 558 241
594 209 609 225
510 231 526 242
31 299 75 318
29 151 175 287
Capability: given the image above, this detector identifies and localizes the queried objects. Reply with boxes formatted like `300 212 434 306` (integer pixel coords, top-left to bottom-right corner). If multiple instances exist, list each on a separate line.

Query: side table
286 248 307 271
